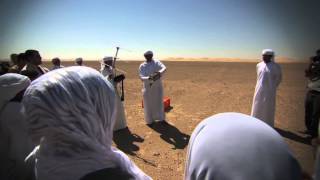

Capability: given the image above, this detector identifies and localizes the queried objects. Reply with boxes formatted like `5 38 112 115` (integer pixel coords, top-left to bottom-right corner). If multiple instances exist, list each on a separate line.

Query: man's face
262 55 272 63
144 54 153 62
30 52 42 65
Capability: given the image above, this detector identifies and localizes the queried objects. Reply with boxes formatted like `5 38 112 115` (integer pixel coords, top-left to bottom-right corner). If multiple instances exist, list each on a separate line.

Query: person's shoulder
139 62 147 68
256 61 264 68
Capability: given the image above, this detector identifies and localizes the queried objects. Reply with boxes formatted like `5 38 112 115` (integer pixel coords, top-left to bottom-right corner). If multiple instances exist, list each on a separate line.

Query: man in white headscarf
139 51 166 124
22 66 151 180
101 56 127 131
185 112 302 180
0 73 34 180
251 49 282 127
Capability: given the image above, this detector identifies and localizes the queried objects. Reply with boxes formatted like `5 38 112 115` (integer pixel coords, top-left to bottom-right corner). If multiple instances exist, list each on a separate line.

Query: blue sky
0 0 319 60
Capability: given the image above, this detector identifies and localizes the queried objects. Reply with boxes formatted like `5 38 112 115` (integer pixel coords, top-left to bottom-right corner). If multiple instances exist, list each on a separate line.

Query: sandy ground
44 60 314 179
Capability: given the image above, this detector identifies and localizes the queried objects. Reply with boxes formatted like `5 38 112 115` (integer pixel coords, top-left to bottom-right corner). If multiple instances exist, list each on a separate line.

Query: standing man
251 49 282 127
75 57 83 66
9 53 27 73
139 51 166 125
50 57 64 70
304 49 320 138
101 56 127 131
20 50 49 81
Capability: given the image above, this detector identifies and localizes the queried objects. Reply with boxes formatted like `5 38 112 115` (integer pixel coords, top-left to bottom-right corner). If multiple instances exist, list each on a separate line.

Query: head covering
144 51 153 56
0 73 30 110
22 66 151 180
185 112 302 180
262 49 275 56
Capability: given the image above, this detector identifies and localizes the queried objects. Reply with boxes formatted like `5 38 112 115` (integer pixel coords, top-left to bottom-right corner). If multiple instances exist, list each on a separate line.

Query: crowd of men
0 48 319 179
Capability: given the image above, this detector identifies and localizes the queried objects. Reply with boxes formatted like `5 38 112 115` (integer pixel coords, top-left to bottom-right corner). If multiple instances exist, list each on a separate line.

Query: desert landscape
44 60 314 179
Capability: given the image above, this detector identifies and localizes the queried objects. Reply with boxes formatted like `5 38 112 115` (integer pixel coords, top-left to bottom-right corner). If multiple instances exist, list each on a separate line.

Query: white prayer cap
144 51 153 56
262 49 275 56
103 56 113 62
0 73 30 110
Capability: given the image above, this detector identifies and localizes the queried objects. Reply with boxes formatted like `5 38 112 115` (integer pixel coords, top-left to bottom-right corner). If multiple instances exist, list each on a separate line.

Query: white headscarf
185 112 302 180
0 73 30 110
22 66 151 180
262 49 275 56
100 56 114 77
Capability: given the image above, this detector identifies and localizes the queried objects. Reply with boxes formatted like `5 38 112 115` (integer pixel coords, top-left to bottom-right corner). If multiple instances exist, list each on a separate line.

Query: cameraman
305 49 320 138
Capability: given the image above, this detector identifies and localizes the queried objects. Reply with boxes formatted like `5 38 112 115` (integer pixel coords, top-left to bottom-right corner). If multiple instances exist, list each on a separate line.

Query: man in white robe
251 49 282 127
101 56 127 131
139 51 166 124
0 73 34 180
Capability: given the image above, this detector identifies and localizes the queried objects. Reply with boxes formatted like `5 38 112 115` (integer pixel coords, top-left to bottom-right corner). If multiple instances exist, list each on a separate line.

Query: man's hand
150 72 161 81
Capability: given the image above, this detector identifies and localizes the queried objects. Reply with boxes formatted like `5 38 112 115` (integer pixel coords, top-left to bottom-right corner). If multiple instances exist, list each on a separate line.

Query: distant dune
163 57 307 63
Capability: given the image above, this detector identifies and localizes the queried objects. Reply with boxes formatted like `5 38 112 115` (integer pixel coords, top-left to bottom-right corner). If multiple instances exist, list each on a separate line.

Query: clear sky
0 0 319 61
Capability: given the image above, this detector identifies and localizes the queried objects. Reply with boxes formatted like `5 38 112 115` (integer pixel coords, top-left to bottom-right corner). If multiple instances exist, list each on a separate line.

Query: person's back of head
185 112 302 180
10 53 18 65
25 49 42 66
22 66 151 180
17 53 26 70
51 57 61 66
75 57 83 66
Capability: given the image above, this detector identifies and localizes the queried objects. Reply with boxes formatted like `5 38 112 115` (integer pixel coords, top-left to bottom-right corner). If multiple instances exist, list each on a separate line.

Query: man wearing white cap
0 73 34 180
251 49 282 127
139 51 166 124
101 56 127 131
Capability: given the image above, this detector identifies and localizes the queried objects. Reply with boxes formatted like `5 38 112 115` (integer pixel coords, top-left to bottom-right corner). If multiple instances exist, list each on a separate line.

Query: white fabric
139 60 166 124
144 51 153 56
0 103 34 180
100 65 127 131
262 49 275 56
251 60 282 126
0 73 33 180
22 66 151 180
50 65 64 71
0 73 31 110
185 112 302 180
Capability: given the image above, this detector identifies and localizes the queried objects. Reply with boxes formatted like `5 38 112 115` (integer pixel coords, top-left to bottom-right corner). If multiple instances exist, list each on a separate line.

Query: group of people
0 48 318 180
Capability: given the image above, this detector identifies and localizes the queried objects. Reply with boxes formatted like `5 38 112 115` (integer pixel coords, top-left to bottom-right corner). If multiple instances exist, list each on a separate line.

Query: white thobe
139 60 166 124
0 102 34 180
50 65 64 71
101 66 127 131
251 61 282 127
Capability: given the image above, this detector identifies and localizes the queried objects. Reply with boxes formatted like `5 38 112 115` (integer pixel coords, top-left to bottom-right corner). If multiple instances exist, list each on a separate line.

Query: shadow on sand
275 127 311 146
113 128 144 155
148 121 190 149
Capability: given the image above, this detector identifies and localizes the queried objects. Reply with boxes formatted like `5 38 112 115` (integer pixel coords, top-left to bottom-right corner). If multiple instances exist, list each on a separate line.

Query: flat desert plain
44 60 314 179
